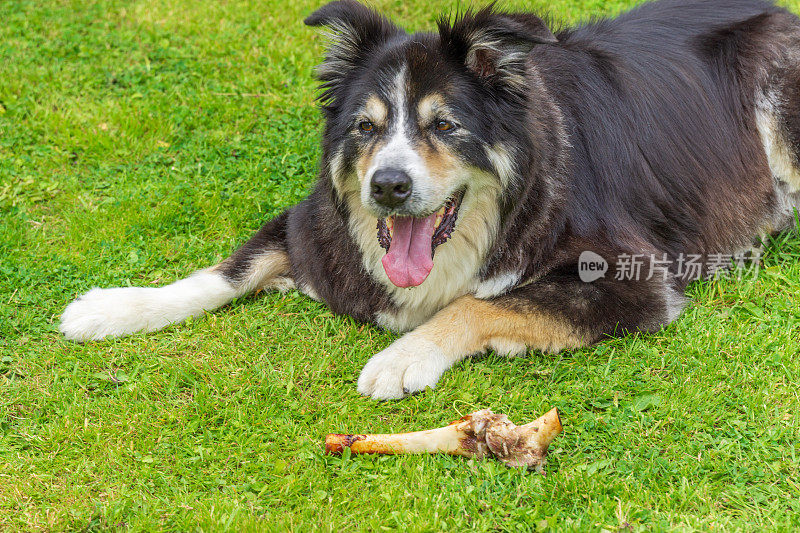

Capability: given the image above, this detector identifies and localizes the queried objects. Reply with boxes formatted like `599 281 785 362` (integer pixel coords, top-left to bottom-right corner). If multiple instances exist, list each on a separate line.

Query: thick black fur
224 0 800 343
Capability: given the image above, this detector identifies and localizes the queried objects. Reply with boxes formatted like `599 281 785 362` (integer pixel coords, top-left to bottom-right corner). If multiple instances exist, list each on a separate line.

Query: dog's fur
61 0 800 399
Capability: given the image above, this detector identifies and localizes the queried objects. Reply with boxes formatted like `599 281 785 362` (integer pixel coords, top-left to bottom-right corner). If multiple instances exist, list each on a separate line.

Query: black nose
370 169 412 208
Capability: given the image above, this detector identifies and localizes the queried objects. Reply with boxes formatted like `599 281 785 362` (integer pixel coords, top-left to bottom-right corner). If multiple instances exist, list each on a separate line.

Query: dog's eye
359 121 375 133
435 120 455 132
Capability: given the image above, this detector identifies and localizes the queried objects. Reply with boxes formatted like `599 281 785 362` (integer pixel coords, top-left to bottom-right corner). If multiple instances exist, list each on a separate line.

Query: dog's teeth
434 206 447 229
386 217 393 238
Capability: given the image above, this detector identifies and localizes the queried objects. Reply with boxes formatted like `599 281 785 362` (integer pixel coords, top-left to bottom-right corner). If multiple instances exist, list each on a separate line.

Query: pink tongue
381 215 436 288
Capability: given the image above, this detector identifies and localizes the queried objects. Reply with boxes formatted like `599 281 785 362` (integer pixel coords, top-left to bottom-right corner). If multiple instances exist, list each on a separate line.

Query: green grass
2 0 800 530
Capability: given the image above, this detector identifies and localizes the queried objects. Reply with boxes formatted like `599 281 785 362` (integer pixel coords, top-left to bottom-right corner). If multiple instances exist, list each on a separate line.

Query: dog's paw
357 335 450 400
60 273 237 342
60 287 161 342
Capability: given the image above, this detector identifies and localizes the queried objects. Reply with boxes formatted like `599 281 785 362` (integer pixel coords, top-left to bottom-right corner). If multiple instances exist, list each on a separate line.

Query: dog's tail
60 210 293 342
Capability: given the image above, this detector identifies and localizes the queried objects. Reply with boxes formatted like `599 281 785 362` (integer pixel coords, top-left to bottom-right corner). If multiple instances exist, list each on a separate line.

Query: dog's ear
305 1 401 106
438 5 557 94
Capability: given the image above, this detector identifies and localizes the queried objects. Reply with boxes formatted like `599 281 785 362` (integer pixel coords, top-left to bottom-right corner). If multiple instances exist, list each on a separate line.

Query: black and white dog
61 0 800 399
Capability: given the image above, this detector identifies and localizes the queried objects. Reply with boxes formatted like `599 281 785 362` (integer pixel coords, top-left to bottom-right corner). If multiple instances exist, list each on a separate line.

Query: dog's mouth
376 190 464 288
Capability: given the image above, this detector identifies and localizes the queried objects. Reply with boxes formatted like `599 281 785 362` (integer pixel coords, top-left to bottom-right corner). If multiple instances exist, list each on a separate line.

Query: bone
325 407 562 470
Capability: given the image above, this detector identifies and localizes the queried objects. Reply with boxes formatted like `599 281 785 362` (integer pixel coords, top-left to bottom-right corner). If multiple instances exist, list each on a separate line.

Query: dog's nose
370 169 412 208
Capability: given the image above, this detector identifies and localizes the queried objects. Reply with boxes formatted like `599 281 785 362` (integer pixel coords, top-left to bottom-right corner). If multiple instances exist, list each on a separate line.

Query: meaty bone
325 408 562 470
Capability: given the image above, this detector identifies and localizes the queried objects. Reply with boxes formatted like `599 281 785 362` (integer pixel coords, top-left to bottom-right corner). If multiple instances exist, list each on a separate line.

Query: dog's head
306 1 557 287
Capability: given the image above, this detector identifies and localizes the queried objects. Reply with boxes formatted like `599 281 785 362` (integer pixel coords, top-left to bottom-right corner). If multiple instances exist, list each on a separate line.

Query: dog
61 0 800 399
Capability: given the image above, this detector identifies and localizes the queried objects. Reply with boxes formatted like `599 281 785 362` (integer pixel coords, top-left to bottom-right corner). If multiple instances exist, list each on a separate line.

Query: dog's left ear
438 5 557 94
305 1 402 107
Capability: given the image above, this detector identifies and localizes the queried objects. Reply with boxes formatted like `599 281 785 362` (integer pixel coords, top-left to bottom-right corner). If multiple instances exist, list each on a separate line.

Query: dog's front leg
359 256 687 400
357 295 585 400
60 210 293 341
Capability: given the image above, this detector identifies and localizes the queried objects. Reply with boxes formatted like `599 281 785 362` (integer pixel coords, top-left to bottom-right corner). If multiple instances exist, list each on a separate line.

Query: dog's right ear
305 1 401 107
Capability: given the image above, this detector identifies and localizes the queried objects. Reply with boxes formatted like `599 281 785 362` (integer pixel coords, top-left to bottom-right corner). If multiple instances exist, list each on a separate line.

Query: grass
2 0 800 530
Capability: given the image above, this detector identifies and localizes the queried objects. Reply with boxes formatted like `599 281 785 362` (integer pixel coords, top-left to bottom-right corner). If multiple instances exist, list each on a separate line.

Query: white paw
60 273 237 342
357 335 451 400
60 287 167 341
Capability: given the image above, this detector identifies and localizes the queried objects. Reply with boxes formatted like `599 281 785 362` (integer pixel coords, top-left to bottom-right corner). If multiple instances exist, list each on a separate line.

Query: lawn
2 0 800 530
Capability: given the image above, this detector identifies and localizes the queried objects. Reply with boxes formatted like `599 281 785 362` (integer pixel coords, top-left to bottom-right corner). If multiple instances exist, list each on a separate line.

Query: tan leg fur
358 295 586 399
